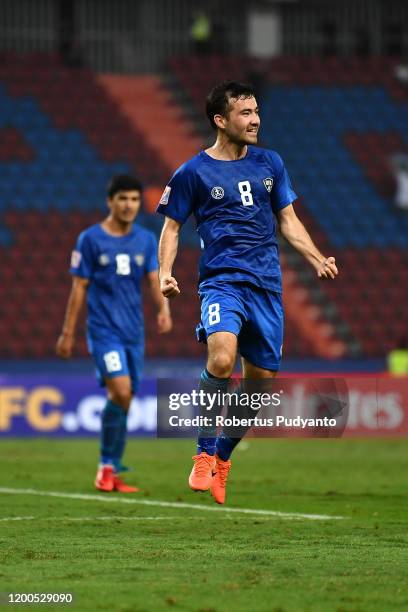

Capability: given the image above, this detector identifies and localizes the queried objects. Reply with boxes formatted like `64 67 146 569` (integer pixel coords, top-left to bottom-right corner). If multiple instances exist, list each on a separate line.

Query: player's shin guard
100 400 124 465
197 368 229 456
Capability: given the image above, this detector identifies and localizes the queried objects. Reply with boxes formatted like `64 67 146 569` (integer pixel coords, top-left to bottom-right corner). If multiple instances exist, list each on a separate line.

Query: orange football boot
113 475 139 493
95 465 115 492
188 453 216 492
210 455 231 504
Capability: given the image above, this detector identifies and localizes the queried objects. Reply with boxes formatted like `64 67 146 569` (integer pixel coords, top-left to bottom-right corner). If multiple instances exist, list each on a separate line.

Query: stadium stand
0 53 178 359
0 53 407 360
169 55 408 357
97 74 203 175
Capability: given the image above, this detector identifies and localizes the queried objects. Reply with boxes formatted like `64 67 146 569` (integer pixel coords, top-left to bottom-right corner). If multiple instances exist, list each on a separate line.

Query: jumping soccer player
157 81 338 504
57 174 172 493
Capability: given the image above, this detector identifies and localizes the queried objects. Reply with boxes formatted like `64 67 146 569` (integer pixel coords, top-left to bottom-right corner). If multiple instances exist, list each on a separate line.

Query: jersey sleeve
156 162 195 224
144 232 158 274
268 152 297 213
69 231 95 279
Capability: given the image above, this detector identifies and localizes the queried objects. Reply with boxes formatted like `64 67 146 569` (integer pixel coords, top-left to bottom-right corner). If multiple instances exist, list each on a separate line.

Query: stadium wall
2 0 407 72
0 373 407 437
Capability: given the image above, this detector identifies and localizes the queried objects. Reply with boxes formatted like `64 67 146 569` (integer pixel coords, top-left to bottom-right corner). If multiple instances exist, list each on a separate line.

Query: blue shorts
196 282 284 371
87 336 144 392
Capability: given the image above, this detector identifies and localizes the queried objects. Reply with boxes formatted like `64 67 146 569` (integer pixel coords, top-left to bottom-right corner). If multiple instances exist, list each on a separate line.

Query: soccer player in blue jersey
57 175 172 493
157 81 338 504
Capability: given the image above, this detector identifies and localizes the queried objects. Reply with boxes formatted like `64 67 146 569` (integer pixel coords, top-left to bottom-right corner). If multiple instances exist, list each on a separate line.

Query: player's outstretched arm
146 270 173 334
158 217 182 298
56 276 89 358
277 204 338 280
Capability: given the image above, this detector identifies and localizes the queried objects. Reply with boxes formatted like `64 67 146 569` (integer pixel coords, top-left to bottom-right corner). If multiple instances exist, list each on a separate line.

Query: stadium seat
1 53 407 358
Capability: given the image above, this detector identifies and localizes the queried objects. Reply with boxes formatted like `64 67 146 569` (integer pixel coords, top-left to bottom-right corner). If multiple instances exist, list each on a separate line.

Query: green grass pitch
0 438 407 611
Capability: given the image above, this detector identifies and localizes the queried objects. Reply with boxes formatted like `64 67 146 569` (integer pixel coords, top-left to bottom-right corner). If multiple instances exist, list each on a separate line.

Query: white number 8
104 351 122 373
238 180 253 206
116 254 131 275
208 303 220 325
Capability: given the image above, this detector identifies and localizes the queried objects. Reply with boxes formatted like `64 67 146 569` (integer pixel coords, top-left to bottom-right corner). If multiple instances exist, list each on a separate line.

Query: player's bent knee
110 391 132 410
208 352 235 378
105 374 133 408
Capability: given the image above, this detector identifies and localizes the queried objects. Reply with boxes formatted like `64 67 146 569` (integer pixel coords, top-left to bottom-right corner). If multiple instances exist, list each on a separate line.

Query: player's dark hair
206 81 256 130
107 175 143 198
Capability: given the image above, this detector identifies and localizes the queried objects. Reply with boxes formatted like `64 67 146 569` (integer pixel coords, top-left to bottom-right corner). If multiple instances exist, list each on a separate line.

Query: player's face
108 190 141 223
223 96 260 145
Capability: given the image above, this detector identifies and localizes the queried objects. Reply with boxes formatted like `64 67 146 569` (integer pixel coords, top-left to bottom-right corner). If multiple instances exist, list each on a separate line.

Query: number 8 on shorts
208 303 220 325
103 351 122 373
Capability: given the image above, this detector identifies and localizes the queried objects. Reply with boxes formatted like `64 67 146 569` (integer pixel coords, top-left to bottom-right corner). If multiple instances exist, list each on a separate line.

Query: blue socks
100 400 127 468
213 381 247 461
205 379 267 461
112 409 128 472
197 368 229 455
216 432 239 461
215 379 272 460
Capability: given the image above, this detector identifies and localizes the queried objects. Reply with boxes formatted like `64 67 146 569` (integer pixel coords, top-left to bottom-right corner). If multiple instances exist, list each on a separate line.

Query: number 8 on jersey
238 180 253 206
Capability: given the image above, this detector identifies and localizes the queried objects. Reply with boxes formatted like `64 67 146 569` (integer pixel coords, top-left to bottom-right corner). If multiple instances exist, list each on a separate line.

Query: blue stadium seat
262 83 408 247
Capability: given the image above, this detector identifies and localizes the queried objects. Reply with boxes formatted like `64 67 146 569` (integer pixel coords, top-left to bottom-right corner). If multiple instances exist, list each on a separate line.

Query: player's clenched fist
56 332 75 359
317 256 338 280
160 275 180 298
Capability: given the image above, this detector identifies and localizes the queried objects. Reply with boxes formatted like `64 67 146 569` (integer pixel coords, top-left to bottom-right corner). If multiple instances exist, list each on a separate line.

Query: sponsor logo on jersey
98 254 110 266
159 185 171 205
263 177 274 193
211 186 224 199
135 254 145 266
71 250 82 268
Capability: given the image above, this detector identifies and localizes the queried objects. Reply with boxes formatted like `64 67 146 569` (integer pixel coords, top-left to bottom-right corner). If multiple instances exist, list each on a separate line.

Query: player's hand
160 275 180 298
56 333 75 359
317 257 338 280
157 310 172 334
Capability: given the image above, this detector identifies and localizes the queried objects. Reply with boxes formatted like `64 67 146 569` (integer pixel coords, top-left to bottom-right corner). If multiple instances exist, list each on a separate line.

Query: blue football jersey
70 223 158 343
157 146 297 292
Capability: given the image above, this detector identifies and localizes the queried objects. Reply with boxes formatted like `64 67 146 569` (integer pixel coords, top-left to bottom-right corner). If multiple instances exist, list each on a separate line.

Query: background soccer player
56 174 172 492
157 81 338 504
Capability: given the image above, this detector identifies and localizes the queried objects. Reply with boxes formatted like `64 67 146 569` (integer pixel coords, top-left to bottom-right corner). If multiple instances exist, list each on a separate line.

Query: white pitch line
0 516 35 522
0 487 346 520
0 516 180 523
60 516 177 521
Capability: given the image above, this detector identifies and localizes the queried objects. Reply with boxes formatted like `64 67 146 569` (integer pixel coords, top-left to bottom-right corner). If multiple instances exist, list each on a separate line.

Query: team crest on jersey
211 186 224 199
263 177 274 193
159 185 171 205
71 250 81 268
134 254 145 266
99 254 110 266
